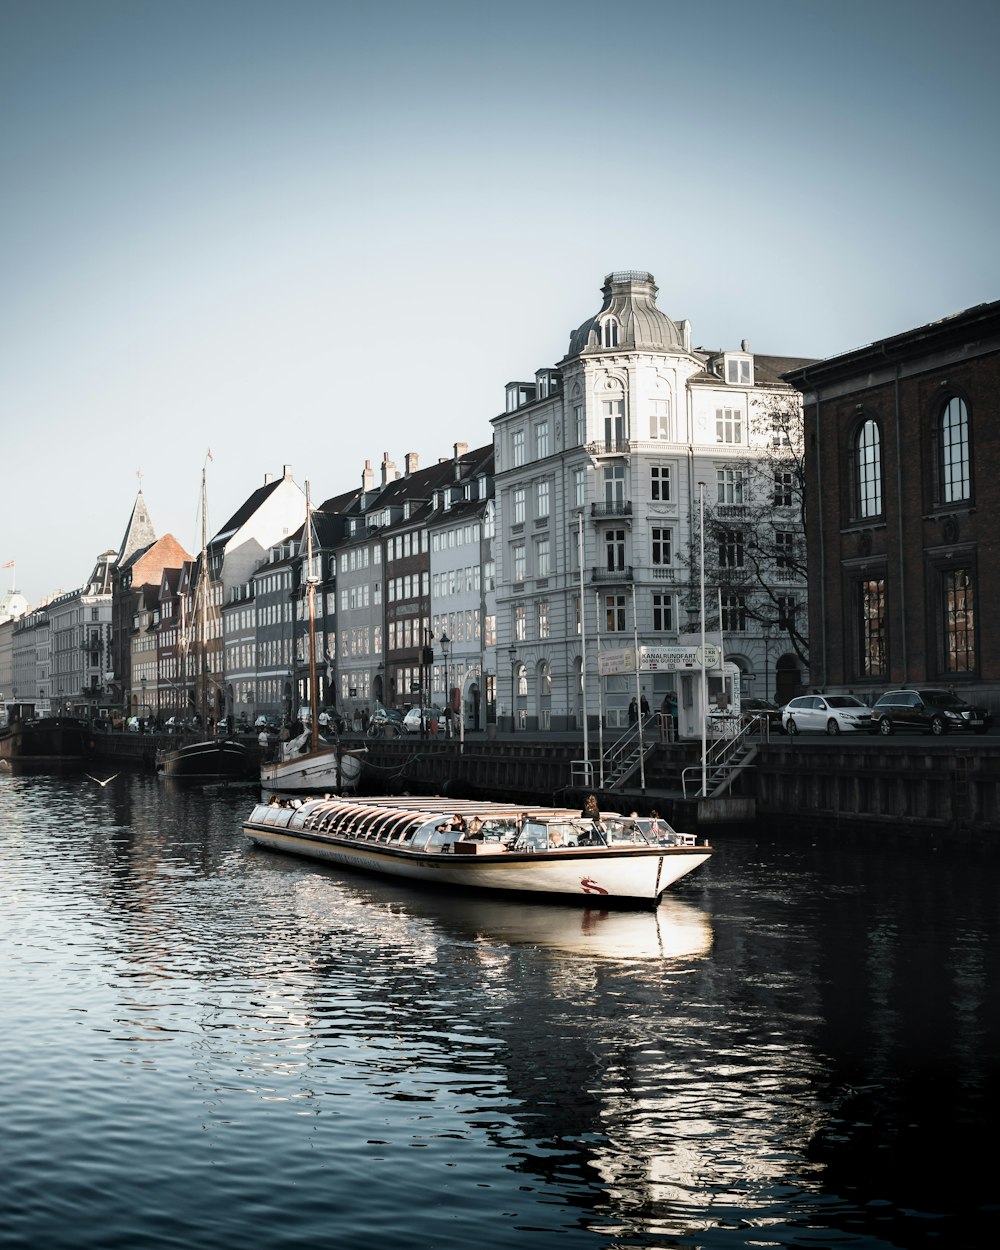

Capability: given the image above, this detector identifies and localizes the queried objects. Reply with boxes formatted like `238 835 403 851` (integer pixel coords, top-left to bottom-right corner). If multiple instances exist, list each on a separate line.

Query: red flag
2 560 13 569
207 448 213 461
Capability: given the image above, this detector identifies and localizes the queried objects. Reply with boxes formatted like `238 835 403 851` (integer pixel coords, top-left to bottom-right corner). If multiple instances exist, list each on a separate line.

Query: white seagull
85 773 119 788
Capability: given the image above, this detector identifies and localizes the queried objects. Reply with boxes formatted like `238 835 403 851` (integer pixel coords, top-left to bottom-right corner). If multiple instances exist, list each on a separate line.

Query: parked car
402 705 444 734
782 694 875 736
871 688 992 736
740 698 785 734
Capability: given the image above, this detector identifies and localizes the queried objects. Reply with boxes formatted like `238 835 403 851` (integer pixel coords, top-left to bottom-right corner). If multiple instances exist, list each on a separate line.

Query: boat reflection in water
393 891 713 962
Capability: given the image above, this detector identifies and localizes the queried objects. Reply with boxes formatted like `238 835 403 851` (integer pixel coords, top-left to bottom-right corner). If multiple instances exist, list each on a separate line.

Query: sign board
597 647 637 676
639 644 721 671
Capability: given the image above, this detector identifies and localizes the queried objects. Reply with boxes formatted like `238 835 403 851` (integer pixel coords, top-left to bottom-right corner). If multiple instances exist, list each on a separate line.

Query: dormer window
601 318 619 349
726 356 752 385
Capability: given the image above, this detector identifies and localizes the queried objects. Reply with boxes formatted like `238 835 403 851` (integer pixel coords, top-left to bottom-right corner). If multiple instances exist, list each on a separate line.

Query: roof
563 271 686 359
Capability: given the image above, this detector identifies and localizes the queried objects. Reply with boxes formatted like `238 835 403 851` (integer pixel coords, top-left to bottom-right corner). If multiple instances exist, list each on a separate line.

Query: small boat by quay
242 796 713 907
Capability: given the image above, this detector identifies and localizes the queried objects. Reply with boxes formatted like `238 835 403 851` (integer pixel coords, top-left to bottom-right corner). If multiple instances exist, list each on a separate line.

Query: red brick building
785 301 1000 708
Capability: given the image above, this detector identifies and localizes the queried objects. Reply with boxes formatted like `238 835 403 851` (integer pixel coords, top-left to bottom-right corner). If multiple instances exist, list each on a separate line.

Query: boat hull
158 738 252 782
243 798 712 907
260 745 362 794
0 716 91 761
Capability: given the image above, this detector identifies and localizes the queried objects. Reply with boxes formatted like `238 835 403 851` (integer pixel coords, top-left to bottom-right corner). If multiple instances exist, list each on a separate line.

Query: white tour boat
242 796 712 907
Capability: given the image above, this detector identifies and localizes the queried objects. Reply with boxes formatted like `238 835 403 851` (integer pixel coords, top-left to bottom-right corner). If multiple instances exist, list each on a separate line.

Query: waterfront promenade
88 724 1000 841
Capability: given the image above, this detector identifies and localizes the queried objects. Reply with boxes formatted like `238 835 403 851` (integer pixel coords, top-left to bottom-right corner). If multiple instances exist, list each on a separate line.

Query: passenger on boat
581 793 600 819
466 816 483 839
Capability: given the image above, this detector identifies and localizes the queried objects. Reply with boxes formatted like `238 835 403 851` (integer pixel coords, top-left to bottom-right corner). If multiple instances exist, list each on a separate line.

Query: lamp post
440 633 451 737
140 676 147 733
762 625 773 703
508 644 517 734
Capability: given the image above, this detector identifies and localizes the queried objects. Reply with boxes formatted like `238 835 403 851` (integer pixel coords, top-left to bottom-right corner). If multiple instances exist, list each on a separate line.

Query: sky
3 0 999 609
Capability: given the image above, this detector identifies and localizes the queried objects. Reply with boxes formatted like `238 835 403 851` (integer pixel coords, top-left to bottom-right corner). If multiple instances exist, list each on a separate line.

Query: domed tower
563 270 687 360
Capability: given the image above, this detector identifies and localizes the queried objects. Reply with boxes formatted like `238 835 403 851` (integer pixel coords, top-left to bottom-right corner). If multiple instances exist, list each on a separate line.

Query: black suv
871 688 992 736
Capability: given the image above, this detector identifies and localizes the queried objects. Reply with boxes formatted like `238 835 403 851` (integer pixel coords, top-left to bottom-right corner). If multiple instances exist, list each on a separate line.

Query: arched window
939 397 970 504
601 318 619 348
856 418 882 519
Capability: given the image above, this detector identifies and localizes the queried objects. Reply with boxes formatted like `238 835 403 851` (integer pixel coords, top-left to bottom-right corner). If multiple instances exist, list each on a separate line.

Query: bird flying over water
85 773 118 787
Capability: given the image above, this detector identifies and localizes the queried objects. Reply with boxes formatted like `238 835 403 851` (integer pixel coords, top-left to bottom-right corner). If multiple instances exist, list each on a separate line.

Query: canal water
1 768 996 1250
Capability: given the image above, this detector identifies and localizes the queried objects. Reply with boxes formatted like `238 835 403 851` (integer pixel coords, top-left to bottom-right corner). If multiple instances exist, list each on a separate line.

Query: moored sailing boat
260 482 363 795
157 458 251 783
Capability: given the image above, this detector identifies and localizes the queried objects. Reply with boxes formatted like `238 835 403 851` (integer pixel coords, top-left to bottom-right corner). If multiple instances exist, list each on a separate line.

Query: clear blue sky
3 0 998 608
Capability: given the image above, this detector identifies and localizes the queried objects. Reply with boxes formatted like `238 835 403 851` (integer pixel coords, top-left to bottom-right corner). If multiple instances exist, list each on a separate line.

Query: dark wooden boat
0 704 91 762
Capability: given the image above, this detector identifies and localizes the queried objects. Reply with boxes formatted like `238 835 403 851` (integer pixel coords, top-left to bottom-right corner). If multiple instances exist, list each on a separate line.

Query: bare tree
684 392 809 668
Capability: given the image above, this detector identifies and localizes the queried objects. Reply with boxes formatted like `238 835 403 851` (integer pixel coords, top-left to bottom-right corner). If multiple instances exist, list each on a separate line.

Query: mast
305 482 320 752
199 464 209 733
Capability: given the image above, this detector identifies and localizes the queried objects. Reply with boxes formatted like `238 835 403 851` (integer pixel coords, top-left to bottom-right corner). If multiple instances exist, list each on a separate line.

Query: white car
781 694 875 736
402 706 444 733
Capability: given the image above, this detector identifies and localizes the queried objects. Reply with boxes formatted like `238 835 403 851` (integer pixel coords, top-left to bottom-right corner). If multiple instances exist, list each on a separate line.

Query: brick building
785 300 1000 708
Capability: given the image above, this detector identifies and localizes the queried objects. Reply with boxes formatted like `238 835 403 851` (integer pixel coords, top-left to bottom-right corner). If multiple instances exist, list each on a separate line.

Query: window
773 469 794 507
858 577 886 678
512 429 525 467
939 397 970 504
537 599 550 639
856 418 882 518
649 398 671 440
727 357 751 385
603 465 625 506
602 399 624 449
716 407 743 444
605 593 626 632
574 403 586 444
944 568 975 673
535 536 551 578
718 529 745 568
775 530 795 569
605 529 626 571
601 318 619 348
651 526 672 566
651 465 671 501
777 595 797 630
535 421 550 459
512 488 525 525
573 468 586 508
721 593 747 632
512 544 525 583
652 592 673 631
515 603 526 641
536 480 550 517
717 468 745 504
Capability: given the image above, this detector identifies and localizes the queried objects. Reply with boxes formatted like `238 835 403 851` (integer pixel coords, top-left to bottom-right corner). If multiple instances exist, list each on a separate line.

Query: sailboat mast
199 465 209 732
305 482 319 752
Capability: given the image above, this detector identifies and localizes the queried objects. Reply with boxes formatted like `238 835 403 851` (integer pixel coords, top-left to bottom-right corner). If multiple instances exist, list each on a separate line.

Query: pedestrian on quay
628 697 638 725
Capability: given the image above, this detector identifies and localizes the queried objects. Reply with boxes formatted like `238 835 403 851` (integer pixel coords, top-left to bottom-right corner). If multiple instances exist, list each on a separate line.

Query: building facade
492 270 811 730
785 300 1000 706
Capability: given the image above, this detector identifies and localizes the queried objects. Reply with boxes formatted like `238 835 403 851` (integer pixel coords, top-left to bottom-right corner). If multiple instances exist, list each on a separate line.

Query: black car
871 688 992 736
740 698 785 734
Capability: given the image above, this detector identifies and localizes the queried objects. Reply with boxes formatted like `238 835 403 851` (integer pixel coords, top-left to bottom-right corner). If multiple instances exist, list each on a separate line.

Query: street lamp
508 644 517 734
440 633 451 737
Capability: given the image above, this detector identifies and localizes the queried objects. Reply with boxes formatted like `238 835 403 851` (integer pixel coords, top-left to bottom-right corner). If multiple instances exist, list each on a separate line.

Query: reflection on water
1 768 997 1249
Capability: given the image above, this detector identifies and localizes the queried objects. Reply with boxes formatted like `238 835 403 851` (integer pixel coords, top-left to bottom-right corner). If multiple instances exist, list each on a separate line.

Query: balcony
590 501 632 520
585 439 629 457
591 565 634 584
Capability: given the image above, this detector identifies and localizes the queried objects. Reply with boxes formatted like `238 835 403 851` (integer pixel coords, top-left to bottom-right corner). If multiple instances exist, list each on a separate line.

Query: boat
0 703 92 762
157 459 251 783
259 482 364 795
242 796 713 907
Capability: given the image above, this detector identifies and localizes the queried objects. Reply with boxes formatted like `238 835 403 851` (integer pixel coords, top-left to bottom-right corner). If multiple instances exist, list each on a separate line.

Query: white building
492 270 809 733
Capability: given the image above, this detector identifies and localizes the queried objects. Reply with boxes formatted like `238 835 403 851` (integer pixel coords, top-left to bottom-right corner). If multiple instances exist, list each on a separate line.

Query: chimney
404 452 419 476
264 473 273 484
361 459 375 492
381 452 397 486
454 441 468 481
283 464 292 478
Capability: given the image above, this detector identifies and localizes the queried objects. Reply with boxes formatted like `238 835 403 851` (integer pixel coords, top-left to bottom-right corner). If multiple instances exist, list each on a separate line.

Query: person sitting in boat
452 814 467 833
466 815 483 839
